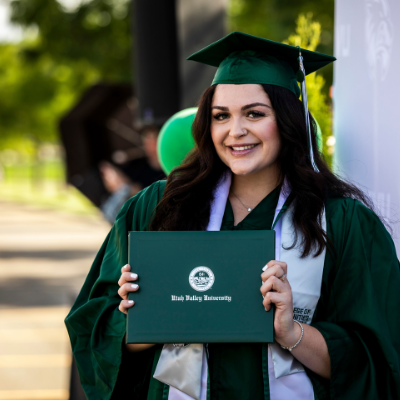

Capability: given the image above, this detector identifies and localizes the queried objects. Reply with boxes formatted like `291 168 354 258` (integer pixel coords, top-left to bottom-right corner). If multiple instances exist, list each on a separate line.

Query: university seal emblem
189 266 215 292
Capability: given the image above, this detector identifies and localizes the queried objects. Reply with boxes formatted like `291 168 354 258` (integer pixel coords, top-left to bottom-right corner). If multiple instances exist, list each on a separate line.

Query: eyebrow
242 102 271 110
211 102 271 111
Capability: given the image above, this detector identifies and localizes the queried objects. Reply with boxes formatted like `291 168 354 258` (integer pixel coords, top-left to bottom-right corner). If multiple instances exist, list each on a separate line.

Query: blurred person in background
99 126 165 224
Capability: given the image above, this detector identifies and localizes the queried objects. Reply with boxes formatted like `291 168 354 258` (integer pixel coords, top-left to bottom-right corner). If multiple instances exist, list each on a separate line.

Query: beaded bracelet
280 320 304 352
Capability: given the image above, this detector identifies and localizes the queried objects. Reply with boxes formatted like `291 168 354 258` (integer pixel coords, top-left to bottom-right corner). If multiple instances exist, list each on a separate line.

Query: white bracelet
280 320 304 352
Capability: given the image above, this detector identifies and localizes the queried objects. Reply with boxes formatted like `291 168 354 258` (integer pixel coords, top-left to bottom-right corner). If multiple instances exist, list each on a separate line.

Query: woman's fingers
262 290 292 312
260 263 292 311
118 271 138 287
261 263 286 283
262 260 287 274
121 264 131 274
260 275 288 297
261 265 284 283
118 282 139 300
119 299 135 315
118 265 138 313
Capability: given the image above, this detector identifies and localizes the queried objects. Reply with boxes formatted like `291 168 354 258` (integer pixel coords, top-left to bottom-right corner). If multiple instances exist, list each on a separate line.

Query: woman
65 32 400 400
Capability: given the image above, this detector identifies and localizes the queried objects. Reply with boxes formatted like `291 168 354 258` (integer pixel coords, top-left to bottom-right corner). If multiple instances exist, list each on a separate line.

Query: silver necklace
232 192 254 212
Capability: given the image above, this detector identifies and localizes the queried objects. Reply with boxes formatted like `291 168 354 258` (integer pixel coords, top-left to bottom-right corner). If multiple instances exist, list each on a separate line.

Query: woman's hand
260 260 331 378
118 264 139 314
260 261 301 348
118 264 155 352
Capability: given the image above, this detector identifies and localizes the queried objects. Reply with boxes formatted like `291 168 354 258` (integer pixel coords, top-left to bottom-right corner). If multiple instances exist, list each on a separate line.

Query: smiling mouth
229 144 259 151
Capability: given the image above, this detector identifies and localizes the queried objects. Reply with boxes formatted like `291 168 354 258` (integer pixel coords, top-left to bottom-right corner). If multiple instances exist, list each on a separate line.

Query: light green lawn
0 160 101 216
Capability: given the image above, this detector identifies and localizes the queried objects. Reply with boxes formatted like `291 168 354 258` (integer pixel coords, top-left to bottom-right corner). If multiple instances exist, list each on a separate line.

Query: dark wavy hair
150 84 375 257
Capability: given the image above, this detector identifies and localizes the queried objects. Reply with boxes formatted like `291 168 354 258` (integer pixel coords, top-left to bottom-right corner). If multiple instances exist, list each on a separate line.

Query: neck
230 165 281 205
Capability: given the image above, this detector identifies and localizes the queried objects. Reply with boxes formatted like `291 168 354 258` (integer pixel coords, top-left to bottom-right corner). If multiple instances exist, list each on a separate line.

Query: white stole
154 172 326 400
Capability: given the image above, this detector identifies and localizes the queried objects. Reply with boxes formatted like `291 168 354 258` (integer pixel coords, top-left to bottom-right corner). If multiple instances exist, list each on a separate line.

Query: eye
213 112 229 121
247 110 265 118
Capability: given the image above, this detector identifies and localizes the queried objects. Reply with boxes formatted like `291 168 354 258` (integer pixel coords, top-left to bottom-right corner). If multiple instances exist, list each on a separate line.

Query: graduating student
65 32 400 400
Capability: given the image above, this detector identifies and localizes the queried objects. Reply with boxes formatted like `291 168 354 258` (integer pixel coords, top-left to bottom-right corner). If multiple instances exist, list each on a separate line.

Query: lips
231 144 257 151
226 143 260 156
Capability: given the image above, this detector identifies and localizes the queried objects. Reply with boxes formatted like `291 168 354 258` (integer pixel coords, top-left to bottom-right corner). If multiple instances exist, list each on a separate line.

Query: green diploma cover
127 231 275 344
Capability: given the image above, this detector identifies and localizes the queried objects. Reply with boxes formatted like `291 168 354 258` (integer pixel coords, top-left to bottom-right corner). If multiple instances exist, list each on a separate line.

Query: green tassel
296 68 305 83
297 47 319 173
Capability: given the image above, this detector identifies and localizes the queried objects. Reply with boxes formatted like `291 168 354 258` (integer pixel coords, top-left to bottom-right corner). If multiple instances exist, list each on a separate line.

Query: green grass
0 160 100 216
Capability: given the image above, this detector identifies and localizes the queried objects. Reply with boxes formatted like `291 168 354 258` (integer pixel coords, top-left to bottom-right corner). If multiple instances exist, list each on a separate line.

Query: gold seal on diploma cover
189 266 215 292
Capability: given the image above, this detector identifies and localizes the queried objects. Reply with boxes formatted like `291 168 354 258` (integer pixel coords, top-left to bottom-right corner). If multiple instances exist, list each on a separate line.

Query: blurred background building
334 0 400 251
10 0 400 399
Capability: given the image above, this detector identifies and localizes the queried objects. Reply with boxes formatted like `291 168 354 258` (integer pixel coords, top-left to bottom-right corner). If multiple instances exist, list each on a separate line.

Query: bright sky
0 0 93 42
0 1 23 42
57 0 91 12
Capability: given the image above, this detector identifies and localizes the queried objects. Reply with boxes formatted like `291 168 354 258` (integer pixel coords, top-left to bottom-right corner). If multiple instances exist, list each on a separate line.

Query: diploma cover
127 231 275 344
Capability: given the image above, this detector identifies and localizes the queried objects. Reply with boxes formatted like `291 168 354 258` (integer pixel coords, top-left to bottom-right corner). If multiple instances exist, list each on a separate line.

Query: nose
229 118 247 139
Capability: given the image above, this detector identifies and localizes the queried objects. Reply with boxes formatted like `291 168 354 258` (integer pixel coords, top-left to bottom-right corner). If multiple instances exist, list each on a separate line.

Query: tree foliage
283 14 334 166
10 0 132 80
0 0 335 167
0 0 132 149
228 0 334 91
0 40 101 148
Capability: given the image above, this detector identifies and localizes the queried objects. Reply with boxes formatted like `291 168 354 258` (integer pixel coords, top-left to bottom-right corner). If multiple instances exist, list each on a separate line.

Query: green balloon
157 108 197 175
157 108 323 174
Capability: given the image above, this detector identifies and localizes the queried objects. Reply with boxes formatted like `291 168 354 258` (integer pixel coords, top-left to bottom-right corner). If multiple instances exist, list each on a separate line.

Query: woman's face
210 84 281 177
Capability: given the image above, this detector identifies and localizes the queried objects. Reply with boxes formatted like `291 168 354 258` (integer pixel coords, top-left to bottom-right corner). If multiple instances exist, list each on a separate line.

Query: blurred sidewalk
0 201 109 400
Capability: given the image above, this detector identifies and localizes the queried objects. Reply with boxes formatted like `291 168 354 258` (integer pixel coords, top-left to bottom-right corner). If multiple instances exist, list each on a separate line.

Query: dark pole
132 0 180 127
177 0 226 109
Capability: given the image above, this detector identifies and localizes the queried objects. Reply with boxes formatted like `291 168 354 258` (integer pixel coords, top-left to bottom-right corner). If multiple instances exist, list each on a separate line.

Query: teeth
232 144 256 151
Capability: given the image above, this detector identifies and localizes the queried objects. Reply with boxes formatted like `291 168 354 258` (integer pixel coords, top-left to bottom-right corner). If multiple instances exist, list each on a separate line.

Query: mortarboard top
187 31 336 98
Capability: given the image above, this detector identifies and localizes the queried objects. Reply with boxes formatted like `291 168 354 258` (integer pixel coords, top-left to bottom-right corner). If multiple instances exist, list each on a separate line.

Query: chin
229 165 256 176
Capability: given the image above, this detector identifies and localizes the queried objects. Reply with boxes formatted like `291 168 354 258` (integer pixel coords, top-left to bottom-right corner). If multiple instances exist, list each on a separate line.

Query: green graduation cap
187 31 336 172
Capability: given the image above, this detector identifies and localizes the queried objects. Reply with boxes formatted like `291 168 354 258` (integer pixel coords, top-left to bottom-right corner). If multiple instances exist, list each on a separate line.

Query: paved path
0 201 110 400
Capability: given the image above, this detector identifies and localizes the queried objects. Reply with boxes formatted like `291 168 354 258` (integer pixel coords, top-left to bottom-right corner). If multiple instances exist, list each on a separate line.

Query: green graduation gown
65 180 400 400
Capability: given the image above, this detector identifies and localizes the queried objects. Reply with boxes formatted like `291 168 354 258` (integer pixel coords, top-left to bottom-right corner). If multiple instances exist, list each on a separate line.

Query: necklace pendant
247 208 252 212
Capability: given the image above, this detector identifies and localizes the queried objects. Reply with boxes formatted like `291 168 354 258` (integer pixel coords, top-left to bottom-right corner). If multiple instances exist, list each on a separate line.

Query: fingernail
131 273 138 279
265 307 268 312
131 284 138 289
123 264 128 269
262 265 269 271
128 300 134 304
